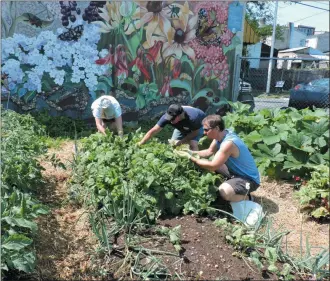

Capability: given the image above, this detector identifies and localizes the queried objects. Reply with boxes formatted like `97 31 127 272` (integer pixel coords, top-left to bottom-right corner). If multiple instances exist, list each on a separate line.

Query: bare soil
26 141 328 280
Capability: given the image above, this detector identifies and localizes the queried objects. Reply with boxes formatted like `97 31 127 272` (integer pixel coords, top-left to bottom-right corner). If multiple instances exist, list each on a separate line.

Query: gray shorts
171 127 204 142
225 176 259 195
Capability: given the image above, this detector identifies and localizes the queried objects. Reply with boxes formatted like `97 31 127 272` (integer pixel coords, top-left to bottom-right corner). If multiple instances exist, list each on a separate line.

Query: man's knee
219 183 234 201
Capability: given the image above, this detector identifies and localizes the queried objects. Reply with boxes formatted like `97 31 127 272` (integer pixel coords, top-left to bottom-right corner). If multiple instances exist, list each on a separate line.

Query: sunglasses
203 127 212 132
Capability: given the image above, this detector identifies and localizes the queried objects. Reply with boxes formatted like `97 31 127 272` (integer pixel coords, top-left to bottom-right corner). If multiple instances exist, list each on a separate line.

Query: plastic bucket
230 200 264 228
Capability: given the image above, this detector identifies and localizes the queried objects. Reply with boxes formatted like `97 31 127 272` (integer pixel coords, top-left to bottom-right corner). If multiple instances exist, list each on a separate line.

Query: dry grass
34 141 101 281
253 177 329 257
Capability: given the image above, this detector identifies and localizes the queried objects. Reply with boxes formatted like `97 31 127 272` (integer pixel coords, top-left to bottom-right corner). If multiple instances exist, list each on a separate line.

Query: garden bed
27 140 327 281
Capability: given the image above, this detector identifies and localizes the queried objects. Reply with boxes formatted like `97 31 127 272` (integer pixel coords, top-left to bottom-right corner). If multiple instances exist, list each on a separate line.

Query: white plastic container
230 200 264 228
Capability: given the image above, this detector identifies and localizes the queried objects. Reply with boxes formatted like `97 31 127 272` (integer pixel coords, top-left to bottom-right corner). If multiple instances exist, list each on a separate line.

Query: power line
293 10 328 23
314 1 330 7
290 1 330 11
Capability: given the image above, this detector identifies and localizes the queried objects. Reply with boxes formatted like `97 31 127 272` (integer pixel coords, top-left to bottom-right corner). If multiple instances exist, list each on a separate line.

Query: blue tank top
216 130 260 185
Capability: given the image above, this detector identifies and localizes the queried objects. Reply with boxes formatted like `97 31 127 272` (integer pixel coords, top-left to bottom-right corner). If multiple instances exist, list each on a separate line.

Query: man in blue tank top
176 114 260 202
138 104 205 151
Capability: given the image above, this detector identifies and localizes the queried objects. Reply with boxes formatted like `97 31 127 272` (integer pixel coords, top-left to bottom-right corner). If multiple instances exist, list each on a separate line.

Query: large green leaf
254 143 285 162
283 149 311 171
314 137 327 148
301 119 329 138
3 217 38 232
259 127 281 145
286 132 314 153
2 234 32 251
11 251 35 273
243 131 263 147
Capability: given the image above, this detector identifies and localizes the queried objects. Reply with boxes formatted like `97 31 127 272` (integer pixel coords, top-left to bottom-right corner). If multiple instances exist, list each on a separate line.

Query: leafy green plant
32 110 92 138
1 109 49 276
224 103 329 216
295 165 330 218
214 215 329 280
71 130 222 221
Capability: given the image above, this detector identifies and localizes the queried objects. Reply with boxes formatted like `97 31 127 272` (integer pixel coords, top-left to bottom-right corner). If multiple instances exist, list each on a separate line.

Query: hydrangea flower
1 24 108 93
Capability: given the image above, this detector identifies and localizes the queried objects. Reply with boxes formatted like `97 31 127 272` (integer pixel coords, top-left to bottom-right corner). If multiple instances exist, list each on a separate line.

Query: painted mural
1 1 244 121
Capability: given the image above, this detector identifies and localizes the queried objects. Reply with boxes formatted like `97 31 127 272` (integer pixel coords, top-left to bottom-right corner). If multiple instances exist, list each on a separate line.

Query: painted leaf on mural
193 88 215 101
129 34 140 59
99 76 113 88
223 35 241 55
136 93 145 109
170 79 192 93
180 55 194 71
18 88 27 98
95 82 109 94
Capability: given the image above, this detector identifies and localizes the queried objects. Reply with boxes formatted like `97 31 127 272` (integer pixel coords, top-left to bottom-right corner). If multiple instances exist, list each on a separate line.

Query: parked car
288 78 329 109
239 79 252 93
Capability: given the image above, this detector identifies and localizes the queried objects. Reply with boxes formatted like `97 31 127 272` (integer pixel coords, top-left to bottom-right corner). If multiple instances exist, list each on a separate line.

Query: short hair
202 115 225 131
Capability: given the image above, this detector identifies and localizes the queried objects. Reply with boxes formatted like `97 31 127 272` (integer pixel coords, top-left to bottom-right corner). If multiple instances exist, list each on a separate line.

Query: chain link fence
233 57 330 111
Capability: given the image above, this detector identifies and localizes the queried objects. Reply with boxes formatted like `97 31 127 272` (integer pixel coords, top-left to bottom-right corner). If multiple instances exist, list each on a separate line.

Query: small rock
215 264 219 268
197 239 200 242
207 264 211 267
191 246 195 249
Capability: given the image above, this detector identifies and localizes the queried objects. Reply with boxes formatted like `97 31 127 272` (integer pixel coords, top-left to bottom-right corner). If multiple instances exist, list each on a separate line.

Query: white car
239 79 252 93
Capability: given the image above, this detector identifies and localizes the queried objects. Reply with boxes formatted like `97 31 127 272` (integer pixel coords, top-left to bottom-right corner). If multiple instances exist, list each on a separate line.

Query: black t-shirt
157 106 206 133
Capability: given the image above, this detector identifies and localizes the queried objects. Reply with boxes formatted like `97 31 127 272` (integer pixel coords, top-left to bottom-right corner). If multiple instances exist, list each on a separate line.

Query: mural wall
1 1 244 121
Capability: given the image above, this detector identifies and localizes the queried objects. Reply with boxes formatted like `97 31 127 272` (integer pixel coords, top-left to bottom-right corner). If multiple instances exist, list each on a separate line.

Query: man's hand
174 150 192 159
137 141 143 147
168 139 180 146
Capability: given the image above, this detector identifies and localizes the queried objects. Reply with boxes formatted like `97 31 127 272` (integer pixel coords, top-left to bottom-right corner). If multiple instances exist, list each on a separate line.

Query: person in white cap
91 95 123 137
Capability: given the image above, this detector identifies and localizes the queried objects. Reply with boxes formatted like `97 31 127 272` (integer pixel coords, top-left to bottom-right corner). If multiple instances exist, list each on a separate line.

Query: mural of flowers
95 2 140 34
162 13 198 60
138 1 172 47
1 0 244 115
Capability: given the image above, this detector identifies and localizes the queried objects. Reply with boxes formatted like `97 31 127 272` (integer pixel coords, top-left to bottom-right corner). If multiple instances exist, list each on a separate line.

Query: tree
246 1 286 42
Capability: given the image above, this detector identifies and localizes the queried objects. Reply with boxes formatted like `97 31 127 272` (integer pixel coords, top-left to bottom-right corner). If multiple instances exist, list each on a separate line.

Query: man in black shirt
138 104 205 150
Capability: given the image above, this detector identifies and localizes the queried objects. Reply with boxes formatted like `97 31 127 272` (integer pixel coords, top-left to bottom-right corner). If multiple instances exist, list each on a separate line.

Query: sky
277 1 330 32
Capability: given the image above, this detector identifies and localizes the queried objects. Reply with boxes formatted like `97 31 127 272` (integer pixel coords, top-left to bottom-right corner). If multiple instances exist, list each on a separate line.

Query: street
254 97 289 110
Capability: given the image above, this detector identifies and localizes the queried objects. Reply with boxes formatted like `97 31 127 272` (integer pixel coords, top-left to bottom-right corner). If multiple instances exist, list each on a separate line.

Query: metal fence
233 57 330 111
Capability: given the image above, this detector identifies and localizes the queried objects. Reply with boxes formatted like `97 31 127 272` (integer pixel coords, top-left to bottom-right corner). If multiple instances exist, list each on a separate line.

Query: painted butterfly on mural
21 13 54 28
58 24 84 41
195 8 224 46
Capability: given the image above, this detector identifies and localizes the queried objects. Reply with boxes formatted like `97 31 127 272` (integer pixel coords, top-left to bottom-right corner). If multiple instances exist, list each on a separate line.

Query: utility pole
266 0 279 94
